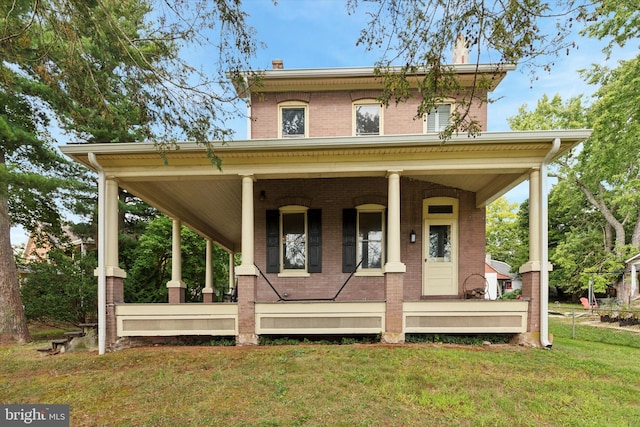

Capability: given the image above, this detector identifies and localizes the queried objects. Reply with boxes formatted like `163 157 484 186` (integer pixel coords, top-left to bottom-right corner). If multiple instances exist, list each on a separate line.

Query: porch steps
35 324 97 355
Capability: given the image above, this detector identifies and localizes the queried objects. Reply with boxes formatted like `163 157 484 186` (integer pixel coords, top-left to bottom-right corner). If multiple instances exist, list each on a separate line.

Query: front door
422 198 458 296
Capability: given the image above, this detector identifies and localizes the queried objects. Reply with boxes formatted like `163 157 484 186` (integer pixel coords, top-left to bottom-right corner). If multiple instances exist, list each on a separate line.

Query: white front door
422 198 458 296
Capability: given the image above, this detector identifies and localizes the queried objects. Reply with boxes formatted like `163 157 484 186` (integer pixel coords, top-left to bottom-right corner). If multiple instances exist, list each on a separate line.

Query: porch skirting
404 300 529 334
116 304 238 337
114 300 528 339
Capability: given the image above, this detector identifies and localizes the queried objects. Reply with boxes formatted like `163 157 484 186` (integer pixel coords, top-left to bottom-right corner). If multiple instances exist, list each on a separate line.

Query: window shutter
308 209 322 273
266 210 280 273
342 208 357 273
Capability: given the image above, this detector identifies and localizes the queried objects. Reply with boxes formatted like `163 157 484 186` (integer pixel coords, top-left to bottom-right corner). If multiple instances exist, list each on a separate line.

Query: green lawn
1 318 639 426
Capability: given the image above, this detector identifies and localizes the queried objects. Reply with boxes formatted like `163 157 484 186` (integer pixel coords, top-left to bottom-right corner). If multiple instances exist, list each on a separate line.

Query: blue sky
237 0 635 133
11 0 638 247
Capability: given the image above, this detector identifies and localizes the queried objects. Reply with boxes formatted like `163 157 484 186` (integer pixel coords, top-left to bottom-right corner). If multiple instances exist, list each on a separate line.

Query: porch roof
60 129 591 253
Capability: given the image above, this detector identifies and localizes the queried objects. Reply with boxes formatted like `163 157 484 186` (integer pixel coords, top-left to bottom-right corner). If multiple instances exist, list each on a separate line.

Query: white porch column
235 174 258 345
203 239 215 303
229 253 235 291
630 261 638 302
236 174 258 276
382 170 405 344
385 170 406 273
167 218 186 302
105 179 127 278
526 169 541 269
518 169 543 344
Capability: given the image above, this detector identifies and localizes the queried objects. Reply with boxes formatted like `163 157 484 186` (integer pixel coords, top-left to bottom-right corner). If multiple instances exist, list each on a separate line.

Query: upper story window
279 102 308 138
353 100 382 136
424 104 451 134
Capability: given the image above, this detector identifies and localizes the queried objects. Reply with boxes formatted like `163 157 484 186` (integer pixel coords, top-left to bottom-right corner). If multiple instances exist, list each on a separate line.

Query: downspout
88 153 106 355
539 138 560 348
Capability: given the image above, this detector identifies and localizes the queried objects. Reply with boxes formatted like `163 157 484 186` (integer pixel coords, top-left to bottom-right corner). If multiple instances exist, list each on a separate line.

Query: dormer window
353 100 382 136
279 102 308 138
425 104 452 134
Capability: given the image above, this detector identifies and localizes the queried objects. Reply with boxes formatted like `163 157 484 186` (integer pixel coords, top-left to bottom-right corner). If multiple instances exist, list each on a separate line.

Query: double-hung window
342 205 385 274
279 102 308 138
358 208 384 270
424 104 451 134
266 207 321 275
353 101 382 136
282 208 306 270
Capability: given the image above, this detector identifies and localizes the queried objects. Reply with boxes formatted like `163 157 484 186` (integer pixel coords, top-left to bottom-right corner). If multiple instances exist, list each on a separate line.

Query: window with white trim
424 104 451 134
266 206 322 275
357 204 385 270
279 102 308 138
354 101 382 136
281 206 307 271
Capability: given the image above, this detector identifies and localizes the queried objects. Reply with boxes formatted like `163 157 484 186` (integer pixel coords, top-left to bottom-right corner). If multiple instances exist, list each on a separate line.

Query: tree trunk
604 222 613 253
574 177 626 255
0 156 31 343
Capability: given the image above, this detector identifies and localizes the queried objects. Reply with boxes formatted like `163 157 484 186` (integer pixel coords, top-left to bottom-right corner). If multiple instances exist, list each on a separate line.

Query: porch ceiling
60 130 591 253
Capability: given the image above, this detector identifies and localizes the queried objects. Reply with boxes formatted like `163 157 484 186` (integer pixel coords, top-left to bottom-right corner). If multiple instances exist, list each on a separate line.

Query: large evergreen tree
0 0 260 343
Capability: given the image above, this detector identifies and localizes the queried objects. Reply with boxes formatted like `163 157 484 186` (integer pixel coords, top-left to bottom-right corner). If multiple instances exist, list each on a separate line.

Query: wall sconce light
259 190 266 201
409 230 416 244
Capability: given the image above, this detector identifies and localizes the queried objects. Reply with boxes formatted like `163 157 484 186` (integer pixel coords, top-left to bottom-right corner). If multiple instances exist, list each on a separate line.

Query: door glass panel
429 224 451 262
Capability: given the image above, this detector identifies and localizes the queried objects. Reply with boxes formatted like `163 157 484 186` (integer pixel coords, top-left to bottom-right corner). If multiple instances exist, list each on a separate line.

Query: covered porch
60 129 590 353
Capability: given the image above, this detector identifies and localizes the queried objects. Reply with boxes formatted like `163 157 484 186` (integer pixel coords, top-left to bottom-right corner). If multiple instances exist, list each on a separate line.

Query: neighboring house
23 227 95 263
19 227 95 281
60 54 591 353
621 253 640 305
485 255 522 299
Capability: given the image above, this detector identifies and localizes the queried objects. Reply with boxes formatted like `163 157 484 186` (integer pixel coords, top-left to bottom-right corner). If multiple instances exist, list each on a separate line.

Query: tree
486 197 522 269
1 78 87 342
125 215 232 303
347 0 595 138
21 249 97 325
507 94 589 131
578 57 640 253
0 0 261 343
508 63 640 295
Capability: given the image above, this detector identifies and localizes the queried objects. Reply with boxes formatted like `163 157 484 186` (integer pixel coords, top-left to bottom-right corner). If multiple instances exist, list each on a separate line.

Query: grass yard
1 317 639 426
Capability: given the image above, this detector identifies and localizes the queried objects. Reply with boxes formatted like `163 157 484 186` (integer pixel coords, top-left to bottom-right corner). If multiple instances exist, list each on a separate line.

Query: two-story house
61 59 590 353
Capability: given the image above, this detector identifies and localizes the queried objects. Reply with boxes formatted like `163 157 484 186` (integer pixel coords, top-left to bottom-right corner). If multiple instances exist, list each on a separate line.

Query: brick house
60 59 590 353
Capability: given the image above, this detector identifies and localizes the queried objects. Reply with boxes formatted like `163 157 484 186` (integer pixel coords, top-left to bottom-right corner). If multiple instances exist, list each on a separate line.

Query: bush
502 288 522 300
20 250 97 324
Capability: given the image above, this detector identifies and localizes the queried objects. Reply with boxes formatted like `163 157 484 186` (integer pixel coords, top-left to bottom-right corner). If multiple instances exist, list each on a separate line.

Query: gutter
539 138 561 348
88 153 107 355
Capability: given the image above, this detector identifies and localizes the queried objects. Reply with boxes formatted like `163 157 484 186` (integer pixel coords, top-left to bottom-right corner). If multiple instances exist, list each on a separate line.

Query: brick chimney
272 59 284 69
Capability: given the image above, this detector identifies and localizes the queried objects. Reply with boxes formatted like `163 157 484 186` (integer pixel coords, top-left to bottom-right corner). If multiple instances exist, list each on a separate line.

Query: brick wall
250 89 487 139
253 177 485 302
521 271 541 332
